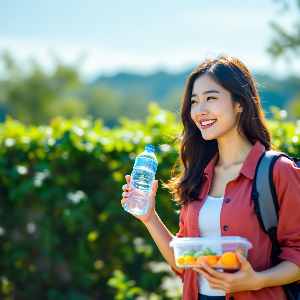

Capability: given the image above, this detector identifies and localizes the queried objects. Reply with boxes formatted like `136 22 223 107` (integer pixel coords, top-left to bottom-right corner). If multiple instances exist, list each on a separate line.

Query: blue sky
1 0 300 82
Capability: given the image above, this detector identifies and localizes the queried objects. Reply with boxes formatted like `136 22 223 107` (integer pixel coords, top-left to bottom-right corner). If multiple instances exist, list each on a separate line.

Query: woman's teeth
201 120 216 126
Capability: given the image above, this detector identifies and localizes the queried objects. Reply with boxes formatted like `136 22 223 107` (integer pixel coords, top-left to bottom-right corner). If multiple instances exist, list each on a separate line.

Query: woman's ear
235 102 243 113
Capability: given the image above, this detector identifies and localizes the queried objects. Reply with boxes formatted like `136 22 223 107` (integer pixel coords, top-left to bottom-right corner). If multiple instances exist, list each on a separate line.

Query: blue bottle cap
145 145 155 152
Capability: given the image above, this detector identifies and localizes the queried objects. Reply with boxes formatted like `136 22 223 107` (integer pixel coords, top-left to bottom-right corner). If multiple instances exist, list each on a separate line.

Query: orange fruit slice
185 255 196 263
177 256 185 265
196 255 209 265
206 255 218 266
220 252 237 267
235 249 243 255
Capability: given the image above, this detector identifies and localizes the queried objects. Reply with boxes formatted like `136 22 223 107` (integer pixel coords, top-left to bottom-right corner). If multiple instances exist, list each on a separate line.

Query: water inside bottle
124 187 150 215
131 168 155 191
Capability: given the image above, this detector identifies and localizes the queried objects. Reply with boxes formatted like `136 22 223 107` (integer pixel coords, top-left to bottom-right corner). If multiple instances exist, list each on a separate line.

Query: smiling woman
190 76 240 139
168 55 275 206
121 55 300 300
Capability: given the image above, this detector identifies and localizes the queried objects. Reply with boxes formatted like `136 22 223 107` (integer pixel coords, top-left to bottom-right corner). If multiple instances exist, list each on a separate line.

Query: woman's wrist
253 271 267 290
255 260 300 289
142 210 158 225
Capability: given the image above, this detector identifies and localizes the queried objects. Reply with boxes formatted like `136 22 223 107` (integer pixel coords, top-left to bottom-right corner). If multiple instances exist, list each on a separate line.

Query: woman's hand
121 175 158 223
193 253 264 293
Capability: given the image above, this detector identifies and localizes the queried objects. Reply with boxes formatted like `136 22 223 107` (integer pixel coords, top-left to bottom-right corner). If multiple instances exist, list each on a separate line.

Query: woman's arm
121 175 184 274
273 157 300 269
259 260 300 288
143 211 184 274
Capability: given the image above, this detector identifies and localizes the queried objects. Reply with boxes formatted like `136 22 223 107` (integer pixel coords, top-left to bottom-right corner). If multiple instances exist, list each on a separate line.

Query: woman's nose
197 102 208 116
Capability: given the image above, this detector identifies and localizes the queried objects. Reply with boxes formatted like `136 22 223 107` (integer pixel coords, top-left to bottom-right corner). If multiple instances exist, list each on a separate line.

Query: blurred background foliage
0 103 185 300
0 52 300 129
267 0 300 59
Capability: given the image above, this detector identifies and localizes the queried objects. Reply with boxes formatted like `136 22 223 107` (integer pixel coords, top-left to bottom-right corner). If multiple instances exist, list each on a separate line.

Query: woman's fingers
122 176 132 208
122 175 132 192
193 263 228 281
237 252 250 271
122 191 132 198
125 175 131 184
194 267 226 288
153 180 158 191
201 263 226 279
122 183 132 192
150 180 158 198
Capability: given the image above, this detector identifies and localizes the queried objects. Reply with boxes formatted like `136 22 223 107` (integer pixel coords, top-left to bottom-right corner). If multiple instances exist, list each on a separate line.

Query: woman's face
190 74 241 141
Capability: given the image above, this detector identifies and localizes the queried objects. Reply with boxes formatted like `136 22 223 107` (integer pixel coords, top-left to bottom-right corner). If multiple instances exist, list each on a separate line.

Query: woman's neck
216 137 254 170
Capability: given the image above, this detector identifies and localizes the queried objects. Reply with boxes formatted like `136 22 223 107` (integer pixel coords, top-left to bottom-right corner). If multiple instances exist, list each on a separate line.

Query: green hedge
0 103 183 300
0 103 299 299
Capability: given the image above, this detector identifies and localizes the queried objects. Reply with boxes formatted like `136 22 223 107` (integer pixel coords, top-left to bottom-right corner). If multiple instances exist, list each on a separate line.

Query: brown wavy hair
163 55 278 210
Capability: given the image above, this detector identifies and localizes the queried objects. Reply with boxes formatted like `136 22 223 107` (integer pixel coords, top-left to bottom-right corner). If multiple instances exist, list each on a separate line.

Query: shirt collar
204 139 266 180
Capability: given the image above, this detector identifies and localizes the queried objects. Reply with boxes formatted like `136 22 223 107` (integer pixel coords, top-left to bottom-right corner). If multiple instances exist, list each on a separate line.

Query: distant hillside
93 70 192 100
253 74 300 116
93 70 300 119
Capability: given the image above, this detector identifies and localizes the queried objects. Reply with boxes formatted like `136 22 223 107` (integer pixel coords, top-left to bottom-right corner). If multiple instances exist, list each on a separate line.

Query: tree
0 52 85 125
268 0 300 58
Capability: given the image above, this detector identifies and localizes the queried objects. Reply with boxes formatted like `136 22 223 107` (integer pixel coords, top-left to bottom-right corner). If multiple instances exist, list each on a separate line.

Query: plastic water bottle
124 145 158 215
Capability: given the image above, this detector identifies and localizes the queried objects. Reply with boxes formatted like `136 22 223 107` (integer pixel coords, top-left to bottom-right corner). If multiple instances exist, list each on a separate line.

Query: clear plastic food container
169 236 253 270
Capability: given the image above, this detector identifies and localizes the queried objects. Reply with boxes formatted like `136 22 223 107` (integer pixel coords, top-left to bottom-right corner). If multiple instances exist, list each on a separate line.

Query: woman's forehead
192 74 223 94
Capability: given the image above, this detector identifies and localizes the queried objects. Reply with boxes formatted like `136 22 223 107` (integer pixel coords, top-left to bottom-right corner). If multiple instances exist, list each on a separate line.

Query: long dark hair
163 55 278 209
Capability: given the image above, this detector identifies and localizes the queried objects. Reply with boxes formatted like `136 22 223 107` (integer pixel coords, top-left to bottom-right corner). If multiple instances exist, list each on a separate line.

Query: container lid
169 236 252 249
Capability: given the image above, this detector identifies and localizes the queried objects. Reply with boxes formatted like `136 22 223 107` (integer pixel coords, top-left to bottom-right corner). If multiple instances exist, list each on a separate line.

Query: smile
200 120 216 129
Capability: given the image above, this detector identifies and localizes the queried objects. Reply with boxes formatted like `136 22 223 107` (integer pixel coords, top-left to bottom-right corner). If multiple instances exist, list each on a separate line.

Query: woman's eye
191 97 215 104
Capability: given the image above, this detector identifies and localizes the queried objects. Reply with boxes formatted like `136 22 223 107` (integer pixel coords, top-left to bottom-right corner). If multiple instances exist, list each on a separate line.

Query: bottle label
133 157 157 173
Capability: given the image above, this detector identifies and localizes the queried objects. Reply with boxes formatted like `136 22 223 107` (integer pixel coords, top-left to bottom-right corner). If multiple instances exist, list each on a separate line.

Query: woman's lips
200 120 217 129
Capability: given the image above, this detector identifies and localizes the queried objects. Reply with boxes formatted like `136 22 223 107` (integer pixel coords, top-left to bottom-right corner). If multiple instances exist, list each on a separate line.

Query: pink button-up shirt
171 140 300 300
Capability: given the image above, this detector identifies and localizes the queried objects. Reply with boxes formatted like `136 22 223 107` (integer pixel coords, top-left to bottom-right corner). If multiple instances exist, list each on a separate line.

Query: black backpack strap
252 150 284 265
252 151 286 231
253 150 300 300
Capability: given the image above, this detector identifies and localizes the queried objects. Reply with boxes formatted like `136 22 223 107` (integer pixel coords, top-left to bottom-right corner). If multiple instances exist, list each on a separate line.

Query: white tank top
197 195 226 296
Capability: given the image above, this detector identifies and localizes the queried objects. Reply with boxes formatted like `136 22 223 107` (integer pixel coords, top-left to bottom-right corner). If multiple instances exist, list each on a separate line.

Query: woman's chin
201 134 216 141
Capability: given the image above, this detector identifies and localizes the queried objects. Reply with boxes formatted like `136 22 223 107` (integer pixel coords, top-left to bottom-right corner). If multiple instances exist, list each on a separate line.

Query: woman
121 55 300 300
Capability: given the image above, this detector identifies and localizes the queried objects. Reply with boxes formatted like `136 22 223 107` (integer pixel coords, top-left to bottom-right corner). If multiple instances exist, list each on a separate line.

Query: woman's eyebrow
203 89 220 95
191 90 220 98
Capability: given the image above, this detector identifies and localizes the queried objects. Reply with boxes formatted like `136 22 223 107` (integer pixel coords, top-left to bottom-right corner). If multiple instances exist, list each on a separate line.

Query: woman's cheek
190 108 197 121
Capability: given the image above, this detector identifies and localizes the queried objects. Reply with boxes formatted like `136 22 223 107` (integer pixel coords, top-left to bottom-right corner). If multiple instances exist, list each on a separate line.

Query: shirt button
229 297 234 300
223 225 228 231
225 198 230 203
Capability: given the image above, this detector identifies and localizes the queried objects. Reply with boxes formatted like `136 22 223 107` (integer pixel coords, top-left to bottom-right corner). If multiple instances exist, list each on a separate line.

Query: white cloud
0 36 207 80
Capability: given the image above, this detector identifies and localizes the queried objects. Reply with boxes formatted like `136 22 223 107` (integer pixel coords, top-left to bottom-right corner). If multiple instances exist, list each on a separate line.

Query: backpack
252 150 300 300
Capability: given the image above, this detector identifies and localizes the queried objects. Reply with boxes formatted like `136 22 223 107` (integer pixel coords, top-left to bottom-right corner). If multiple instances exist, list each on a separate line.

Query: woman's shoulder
272 154 300 202
273 154 300 176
